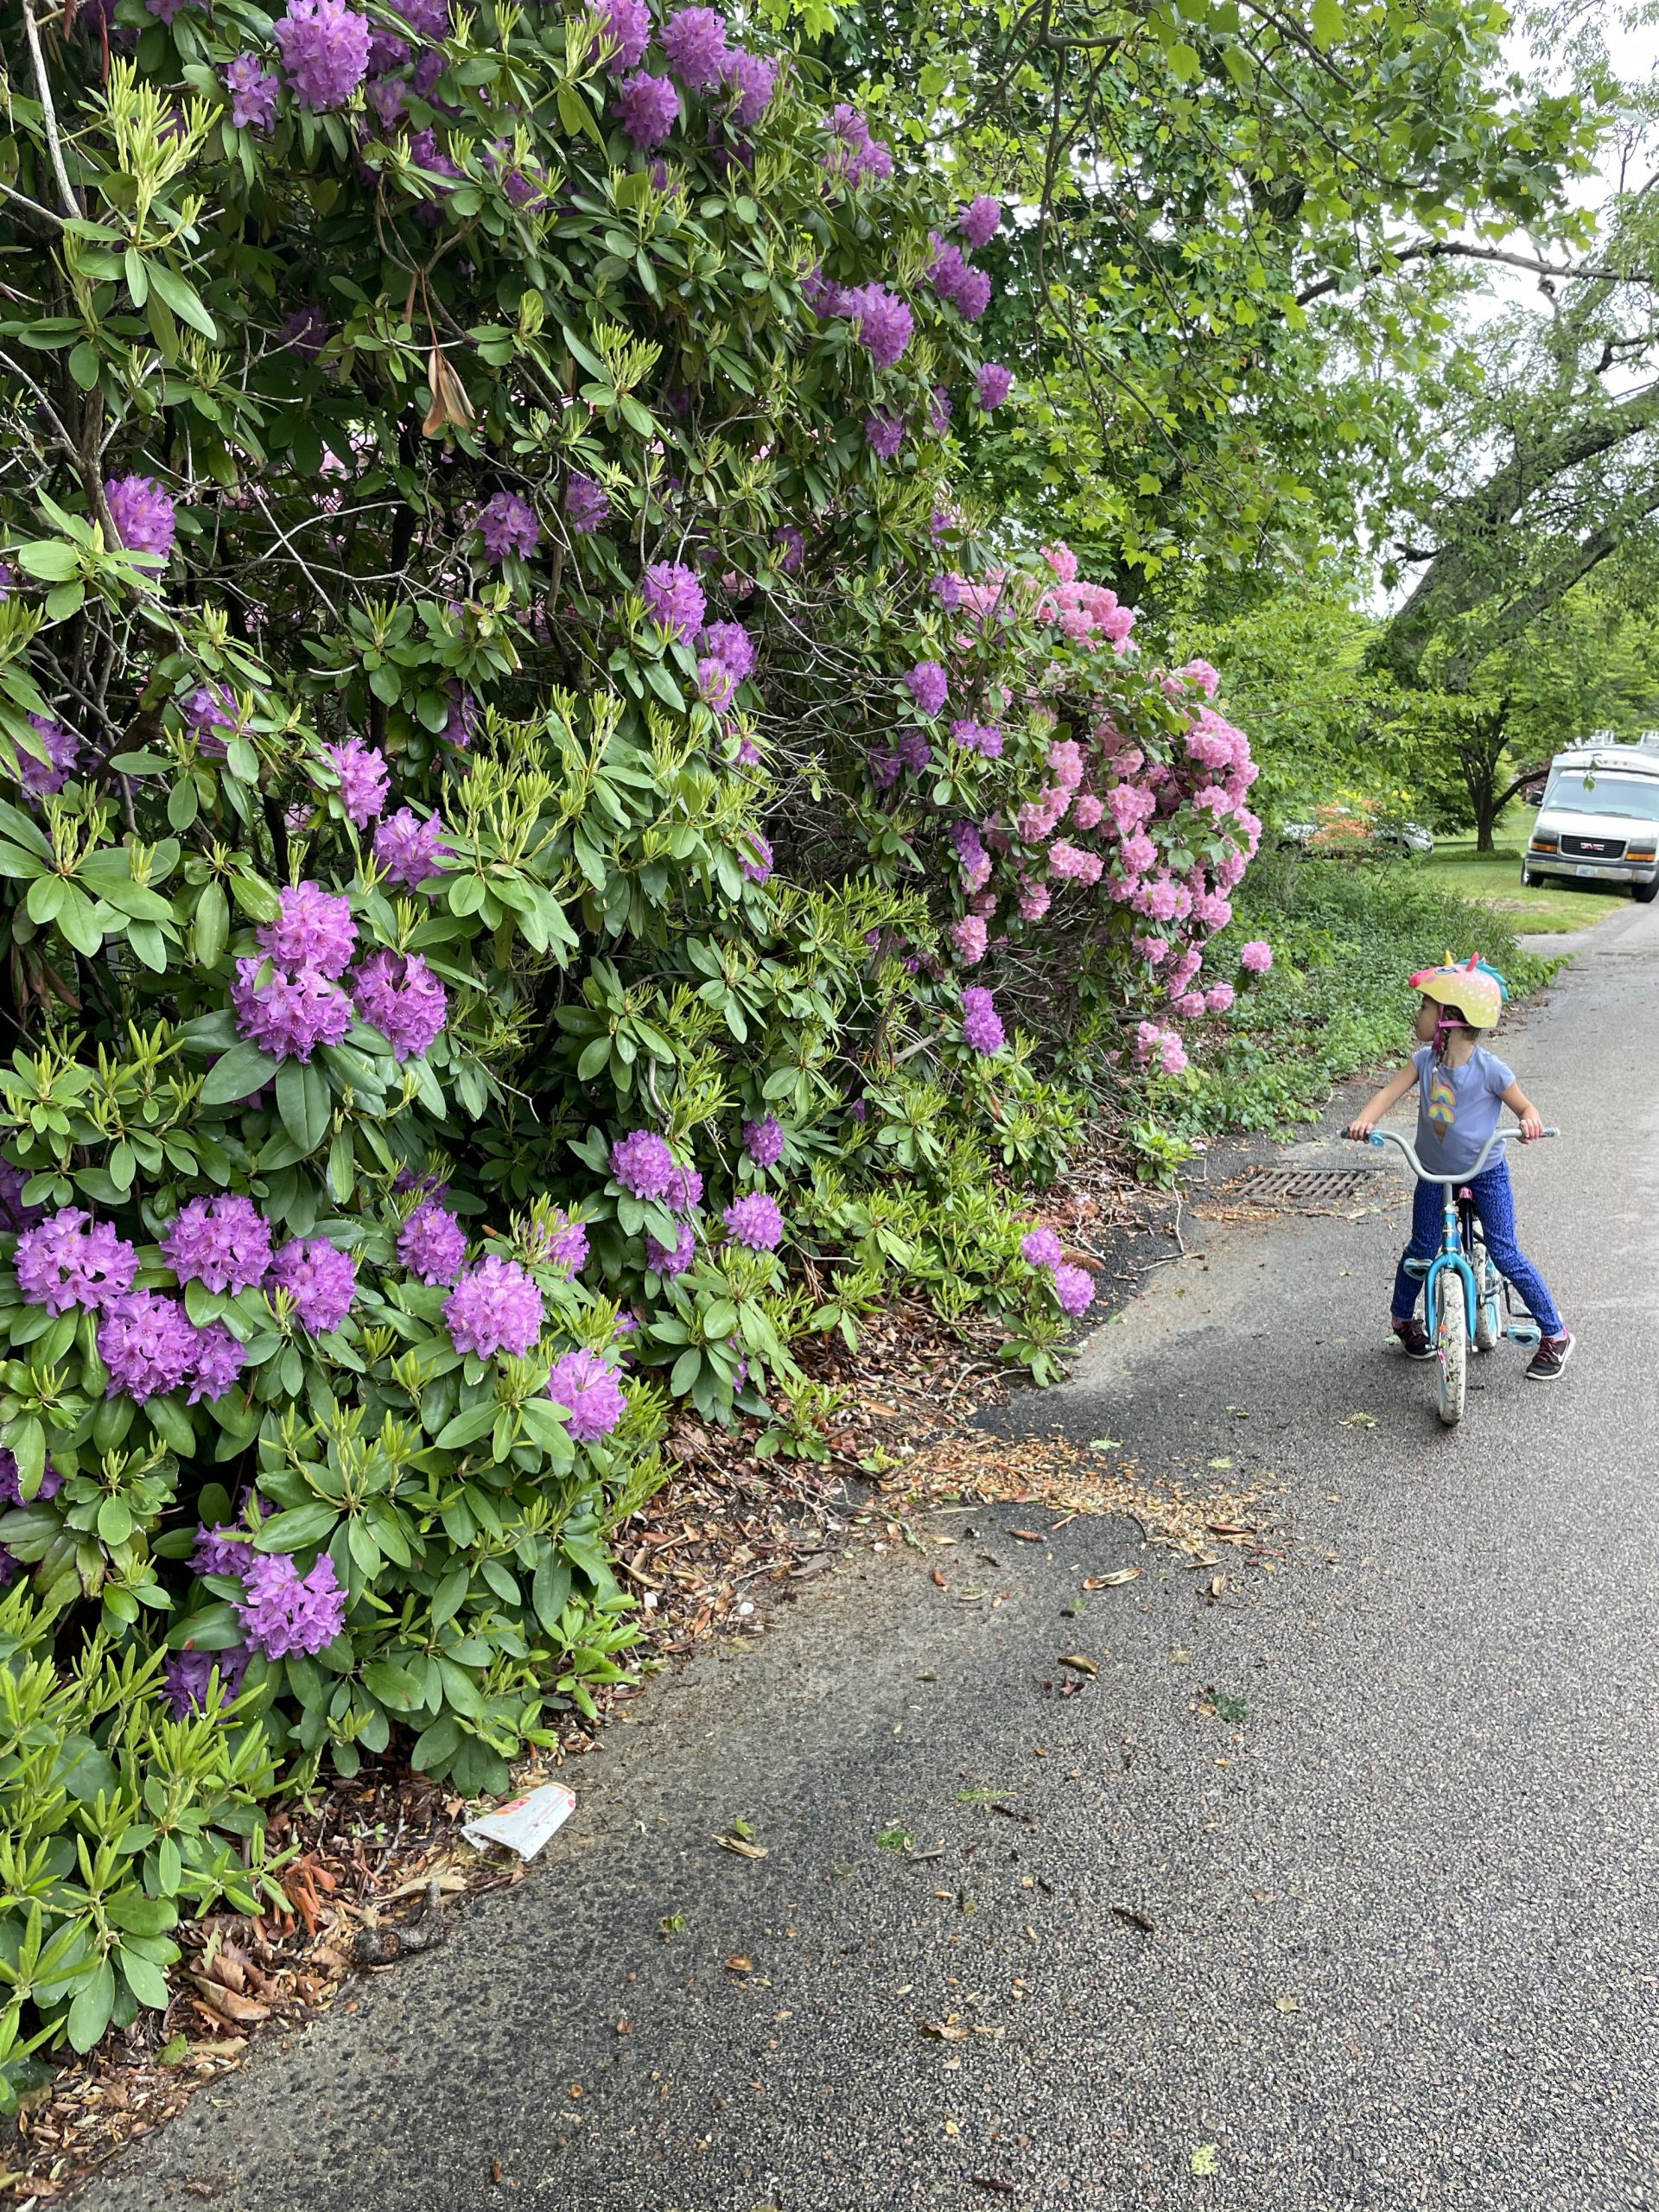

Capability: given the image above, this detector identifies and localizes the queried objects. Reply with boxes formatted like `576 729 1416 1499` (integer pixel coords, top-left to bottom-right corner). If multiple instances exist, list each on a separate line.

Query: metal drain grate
1226 1165 1379 1207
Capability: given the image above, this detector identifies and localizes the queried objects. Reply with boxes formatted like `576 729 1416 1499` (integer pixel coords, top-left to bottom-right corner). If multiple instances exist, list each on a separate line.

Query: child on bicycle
1344 957 1573 1381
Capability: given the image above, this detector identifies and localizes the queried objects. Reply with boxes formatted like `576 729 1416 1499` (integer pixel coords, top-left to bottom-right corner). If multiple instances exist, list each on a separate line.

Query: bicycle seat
1456 1186 1474 1203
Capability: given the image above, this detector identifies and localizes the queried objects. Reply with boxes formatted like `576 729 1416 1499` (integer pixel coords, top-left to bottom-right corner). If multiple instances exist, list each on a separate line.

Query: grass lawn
1419 824 1636 935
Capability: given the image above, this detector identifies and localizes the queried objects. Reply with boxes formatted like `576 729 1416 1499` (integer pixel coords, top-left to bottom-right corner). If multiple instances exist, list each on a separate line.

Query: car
1522 743 1659 904
1277 807 1433 857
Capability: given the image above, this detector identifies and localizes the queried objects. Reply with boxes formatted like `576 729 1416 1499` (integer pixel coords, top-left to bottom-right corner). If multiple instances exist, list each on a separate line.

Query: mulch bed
6 1150 1257 2204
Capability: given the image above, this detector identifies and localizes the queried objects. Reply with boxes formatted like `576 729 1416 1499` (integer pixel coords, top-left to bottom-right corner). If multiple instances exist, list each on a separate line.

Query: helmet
1408 952 1507 1030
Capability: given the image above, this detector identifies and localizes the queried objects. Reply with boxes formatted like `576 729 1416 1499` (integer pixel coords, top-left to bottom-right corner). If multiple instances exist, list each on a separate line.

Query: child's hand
1517 1109 1545 1142
1345 1115 1375 1141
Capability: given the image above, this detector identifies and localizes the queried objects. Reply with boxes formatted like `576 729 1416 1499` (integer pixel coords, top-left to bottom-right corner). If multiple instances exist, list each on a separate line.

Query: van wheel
1521 868 1535 887
1634 880 1658 905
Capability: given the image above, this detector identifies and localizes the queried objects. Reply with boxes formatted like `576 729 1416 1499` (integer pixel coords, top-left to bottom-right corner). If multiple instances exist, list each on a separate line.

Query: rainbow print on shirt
1427 1066 1457 1137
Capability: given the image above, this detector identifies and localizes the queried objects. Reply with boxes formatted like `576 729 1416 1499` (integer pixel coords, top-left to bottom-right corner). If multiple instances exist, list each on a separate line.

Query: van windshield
1543 771 1659 822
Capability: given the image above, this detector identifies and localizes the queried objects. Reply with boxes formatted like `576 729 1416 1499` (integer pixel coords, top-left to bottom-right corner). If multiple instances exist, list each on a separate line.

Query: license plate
1576 863 1603 876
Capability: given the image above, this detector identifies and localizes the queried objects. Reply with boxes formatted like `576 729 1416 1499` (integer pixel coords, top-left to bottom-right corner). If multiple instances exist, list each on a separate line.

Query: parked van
1523 744 1659 903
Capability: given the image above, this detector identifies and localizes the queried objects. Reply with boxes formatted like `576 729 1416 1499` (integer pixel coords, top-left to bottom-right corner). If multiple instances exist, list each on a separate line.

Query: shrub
0 0 1265 2076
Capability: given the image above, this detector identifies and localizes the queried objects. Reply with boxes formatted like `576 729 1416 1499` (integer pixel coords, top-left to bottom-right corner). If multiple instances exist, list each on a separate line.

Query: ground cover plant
0 0 1283 2085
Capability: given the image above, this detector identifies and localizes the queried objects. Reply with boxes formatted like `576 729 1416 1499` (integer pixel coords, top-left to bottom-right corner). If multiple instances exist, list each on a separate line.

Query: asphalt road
82 902 1659 2212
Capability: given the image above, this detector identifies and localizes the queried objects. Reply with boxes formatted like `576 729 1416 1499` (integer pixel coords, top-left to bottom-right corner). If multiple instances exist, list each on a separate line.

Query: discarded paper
461 1781 576 1859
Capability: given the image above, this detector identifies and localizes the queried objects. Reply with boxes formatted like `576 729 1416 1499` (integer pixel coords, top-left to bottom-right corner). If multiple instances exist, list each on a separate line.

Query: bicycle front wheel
1437 1271 1467 1426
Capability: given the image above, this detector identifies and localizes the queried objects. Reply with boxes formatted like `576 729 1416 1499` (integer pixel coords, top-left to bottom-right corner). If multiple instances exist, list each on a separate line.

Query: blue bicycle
1362 1122 1558 1425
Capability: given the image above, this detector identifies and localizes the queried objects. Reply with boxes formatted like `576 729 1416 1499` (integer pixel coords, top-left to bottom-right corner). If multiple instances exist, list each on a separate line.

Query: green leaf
256 1503 340 1549
276 1058 331 1156
16 539 79 583
146 1395 195 1455
200 1041 280 1105
1310 0 1344 45
194 881 228 967
67 1961 116 2054
146 259 219 340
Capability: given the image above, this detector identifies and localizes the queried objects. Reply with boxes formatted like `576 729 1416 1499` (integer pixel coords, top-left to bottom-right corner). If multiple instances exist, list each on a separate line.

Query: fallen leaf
715 1834 769 1859
1088 1438 1122 1450
1010 1529 1042 1543
1192 2143 1220 2177
1274 1993 1300 2012
930 1567 948 1589
188 1979 270 2027
726 1955 753 1974
970 2180 1016 2196
1207 1456 1233 1470
1207 1574 1227 1600
1058 1653 1097 1677
1340 1411 1378 1429
1083 1568 1140 1588
1110 1904 1155 1934
920 2019 973 2042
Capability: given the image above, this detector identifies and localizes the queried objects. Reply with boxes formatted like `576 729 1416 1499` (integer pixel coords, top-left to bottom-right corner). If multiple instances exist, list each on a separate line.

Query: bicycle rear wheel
1474 1251 1501 1353
1437 1272 1467 1426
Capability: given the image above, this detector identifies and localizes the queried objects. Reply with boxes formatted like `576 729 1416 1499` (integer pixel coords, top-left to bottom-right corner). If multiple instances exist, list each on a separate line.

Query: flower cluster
611 1129 678 1200
566 473 612 533
224 54 280 131
273 0 372 110
547 1348 627 1442
164 1194 273 1294
21 713 80 796
98 1293 245 1403
397 1199 467 1285
164 1646 251 1719
618 70 679 147
374 806 452 890
976 363 1013 411
903 659 949 716
845 283 913 369
232 962 353 1062
326 737 391 827
739 830 773 884
476 490 539 563
742 1115 785 1167
16 1209 137 1316
353 950 448 1061
594 0 650 69
270 1236 357 1333
0 1452 60 1507
237 1551 347 1658
950 718 1003 759
962 987 1004 1055
259 881 357 977
105 474 176 560
825 104 893 184
723 1192 784 1251
444 1255 544 1358
643 561 706 639
1241 939 1274 975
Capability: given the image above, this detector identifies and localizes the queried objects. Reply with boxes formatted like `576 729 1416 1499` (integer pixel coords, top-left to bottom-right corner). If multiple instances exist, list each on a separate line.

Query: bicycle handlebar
1354 1122 1559 1184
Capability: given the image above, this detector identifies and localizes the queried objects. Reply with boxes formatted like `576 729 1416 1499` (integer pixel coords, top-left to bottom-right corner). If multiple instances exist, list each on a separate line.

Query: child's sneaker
1390 1319 1434 1361
1525 1332 1574 1382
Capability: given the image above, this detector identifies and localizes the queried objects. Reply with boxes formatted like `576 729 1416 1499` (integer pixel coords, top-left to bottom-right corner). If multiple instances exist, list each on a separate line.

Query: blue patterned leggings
1389 1154 1563 1338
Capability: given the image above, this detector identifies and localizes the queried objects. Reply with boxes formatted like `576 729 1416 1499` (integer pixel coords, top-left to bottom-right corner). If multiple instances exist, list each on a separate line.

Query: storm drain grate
1224 1166 1380 1208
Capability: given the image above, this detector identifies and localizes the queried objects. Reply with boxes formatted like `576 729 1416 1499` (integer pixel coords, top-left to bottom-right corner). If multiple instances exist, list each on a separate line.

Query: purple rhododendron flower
326 736 391 827
594 0 651 70
955 267 993 321
397 1198 467 1285
16 1208 137 1317
959 194 1002 249
353 950 448 1061
281 305 333 359
0 1451 60 1507
191 1522 254 1577
223 54 280 130
273 0 372 109
904 660 948 716
646 1222 697 1275
547 1348 627 1441
697 657 738 713
232 961 353 1063
662 6 728 89
739 830 772 885
186 1320 246 1404
865 410 906 461
610 1129 678 1200
523 1206 589 1273
1052 1263 1095 1318
664 1162 702 1211
962 985 1005 1055
164 1645 250 1719
642 560 706 639
269 1236 357 1333
976 362 1014 410
476 490 539 563
0 1166 44 1238
617 69 679 148
20 714 79 797
374 805 452 890
238 1551 346 1659
439 682 477 750
702 620 754 679
723 1192 784 1251
1241 940 1273 975
98 1291 196 1401
844 283 912 370
742 1115 785 1167
773 524 804 573
1020 1227 1064 1270
105 474 176 559
824 103 892 183
724 47 777 125
443 1255 544 1357
257 880 358 979
164 1194 272 1295
566 473 611 532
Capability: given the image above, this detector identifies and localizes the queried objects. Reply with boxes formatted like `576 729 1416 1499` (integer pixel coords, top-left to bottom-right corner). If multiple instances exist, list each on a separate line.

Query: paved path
85 906 1659 2212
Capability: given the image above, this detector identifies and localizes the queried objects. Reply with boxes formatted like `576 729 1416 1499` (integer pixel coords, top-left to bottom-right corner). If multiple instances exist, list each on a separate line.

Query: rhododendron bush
0 0 1262 2069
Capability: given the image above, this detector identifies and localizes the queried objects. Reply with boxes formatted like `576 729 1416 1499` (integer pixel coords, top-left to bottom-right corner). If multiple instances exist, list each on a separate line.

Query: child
1344 957 1573 1381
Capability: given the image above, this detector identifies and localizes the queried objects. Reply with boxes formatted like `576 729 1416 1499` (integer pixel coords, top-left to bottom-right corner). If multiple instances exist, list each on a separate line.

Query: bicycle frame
1364 1122 1558 1345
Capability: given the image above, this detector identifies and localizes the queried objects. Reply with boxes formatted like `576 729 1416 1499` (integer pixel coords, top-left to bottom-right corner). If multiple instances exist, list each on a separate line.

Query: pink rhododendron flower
1240 939 1273 974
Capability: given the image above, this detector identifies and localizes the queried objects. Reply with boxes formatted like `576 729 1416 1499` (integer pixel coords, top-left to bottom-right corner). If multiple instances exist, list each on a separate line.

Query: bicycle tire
1437 1271 1467 1426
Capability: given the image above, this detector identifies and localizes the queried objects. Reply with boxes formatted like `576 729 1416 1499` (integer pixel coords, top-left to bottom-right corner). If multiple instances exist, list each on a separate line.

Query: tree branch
19 0 80 219
1297 238 1646 309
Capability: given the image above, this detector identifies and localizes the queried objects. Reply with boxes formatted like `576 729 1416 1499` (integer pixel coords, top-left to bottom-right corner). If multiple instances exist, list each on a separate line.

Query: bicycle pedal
1503 1324 1541 1347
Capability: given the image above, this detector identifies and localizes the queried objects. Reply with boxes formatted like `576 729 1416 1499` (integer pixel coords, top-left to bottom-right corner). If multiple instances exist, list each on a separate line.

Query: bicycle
1357 1121 1560 1426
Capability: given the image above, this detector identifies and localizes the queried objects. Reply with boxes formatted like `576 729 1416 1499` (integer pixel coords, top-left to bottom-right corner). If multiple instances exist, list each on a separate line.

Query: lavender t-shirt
1410 1044 1515 1179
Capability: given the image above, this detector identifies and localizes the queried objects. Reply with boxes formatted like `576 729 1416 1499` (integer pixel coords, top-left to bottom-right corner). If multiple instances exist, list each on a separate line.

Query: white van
1523 744 1659 904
